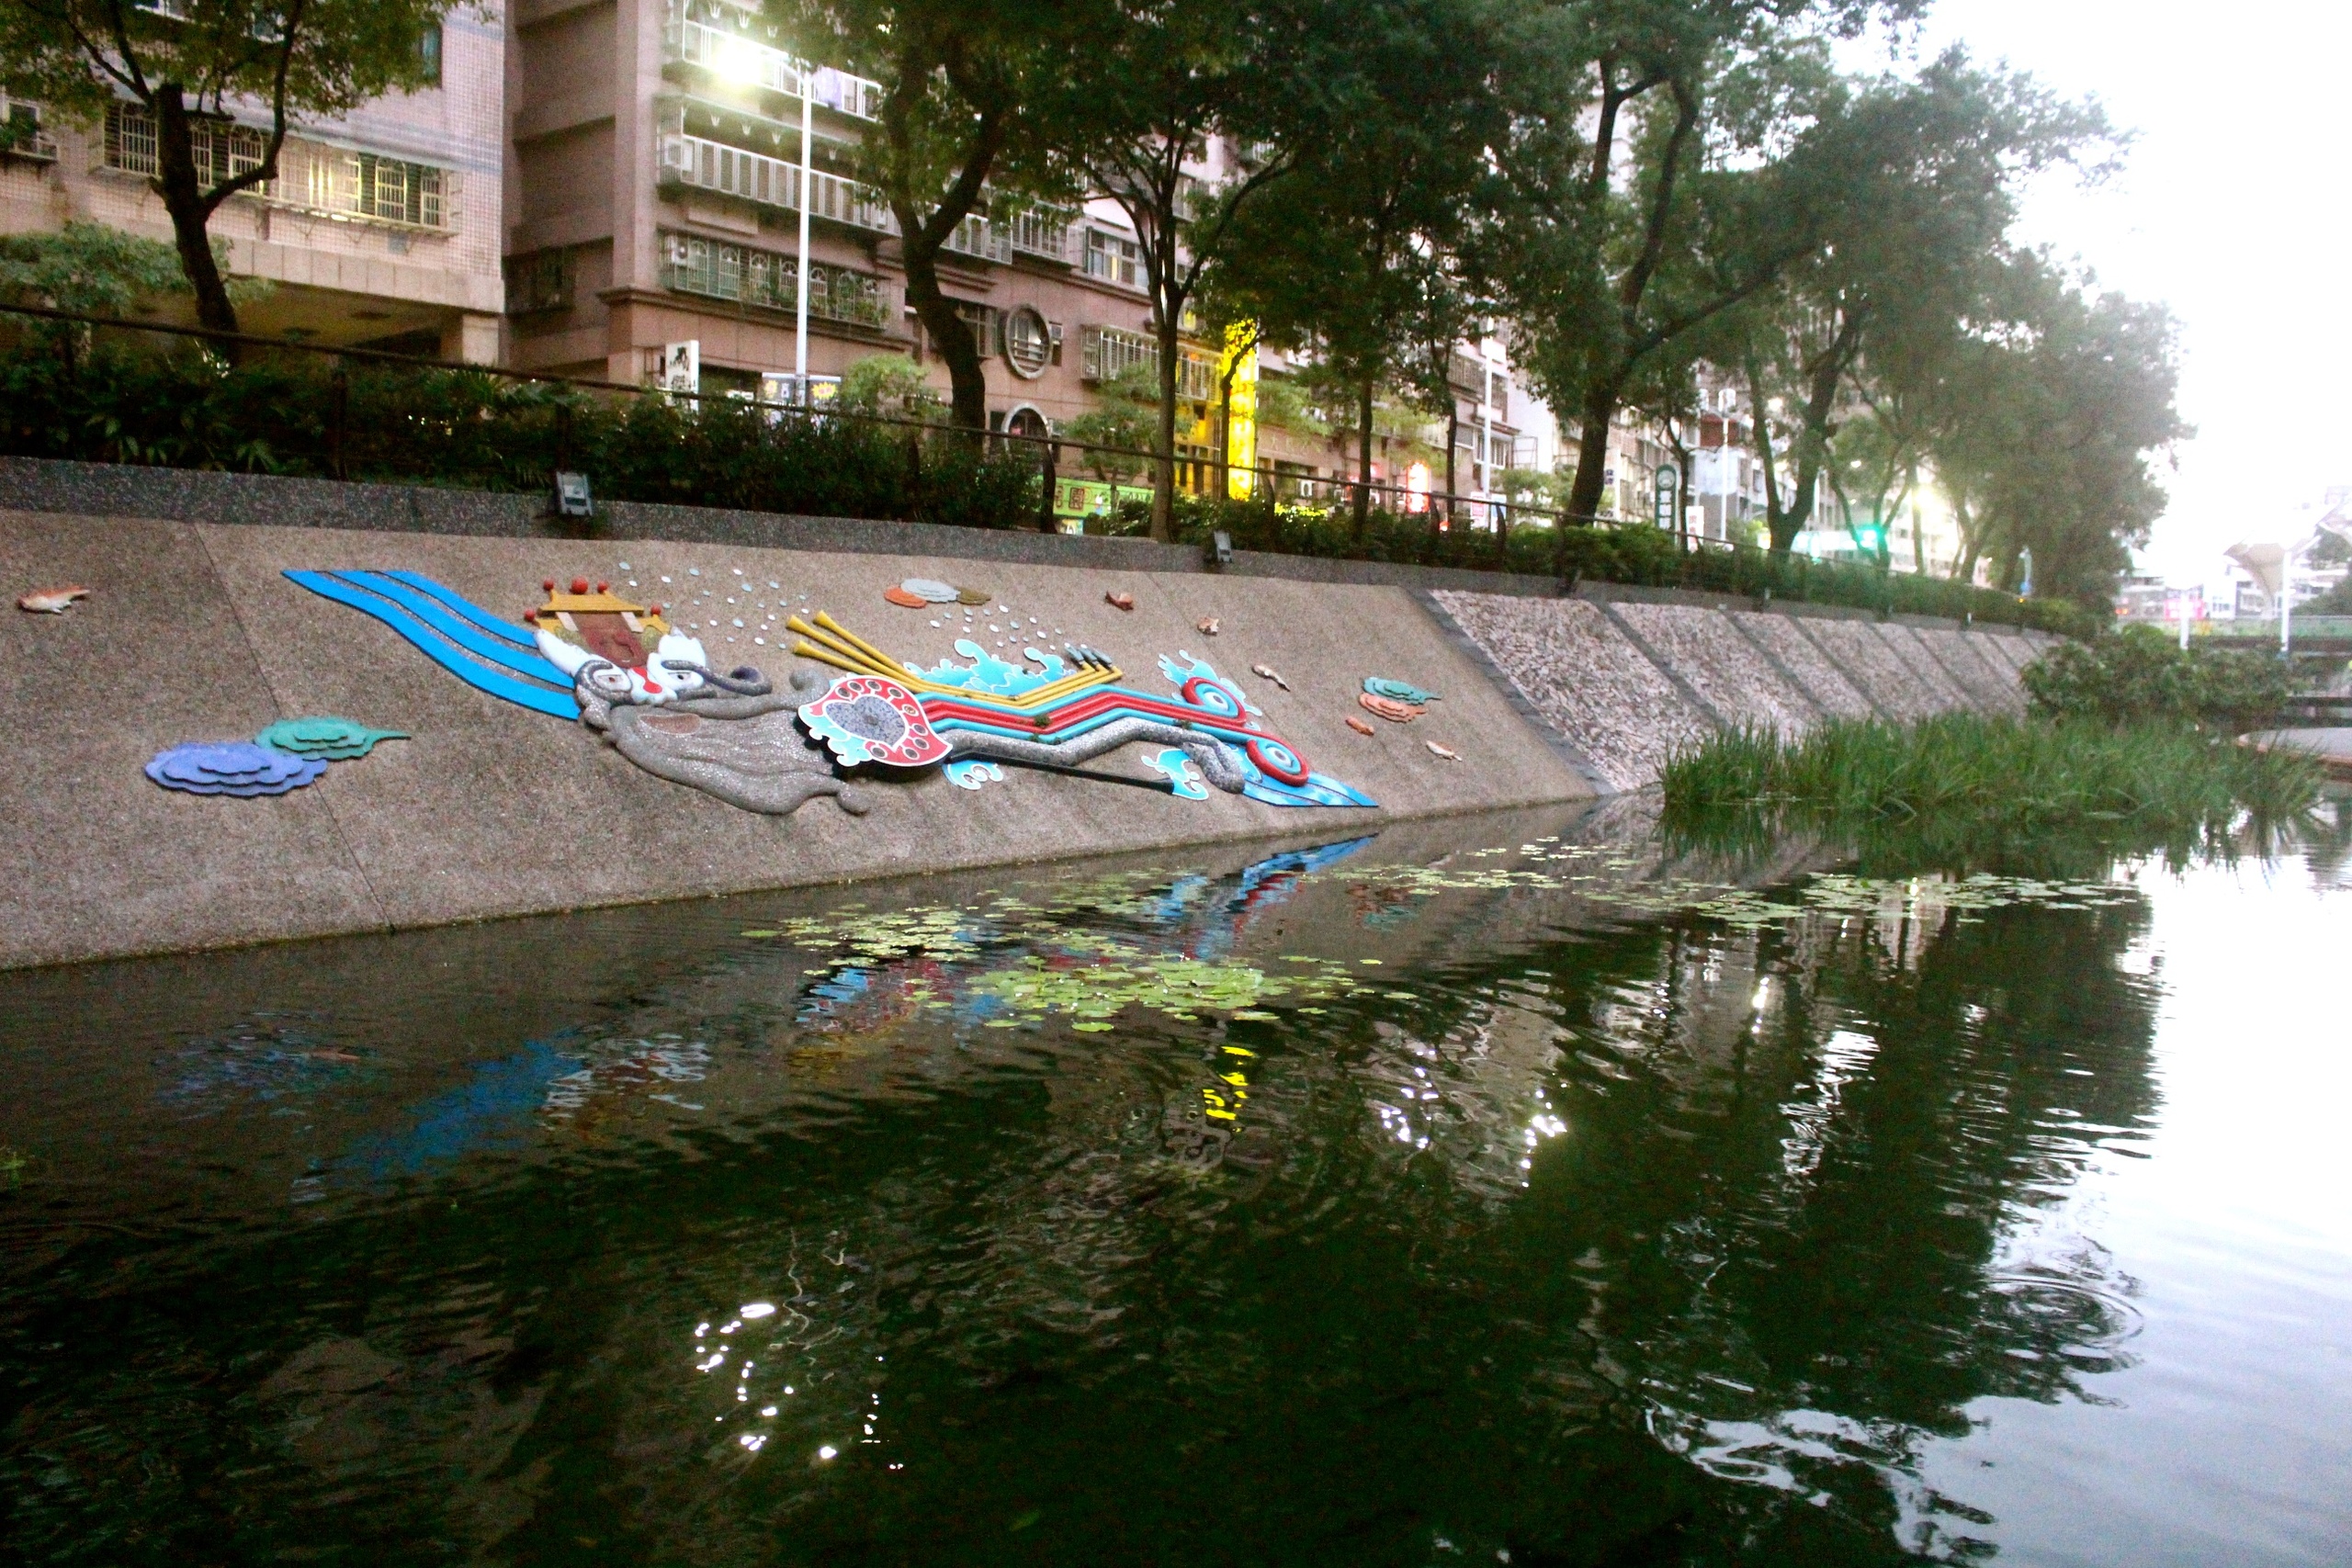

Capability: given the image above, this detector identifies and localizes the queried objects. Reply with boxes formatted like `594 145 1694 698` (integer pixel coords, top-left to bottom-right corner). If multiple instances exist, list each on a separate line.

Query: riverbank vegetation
1665 625 2324 851
1662 714 2322 832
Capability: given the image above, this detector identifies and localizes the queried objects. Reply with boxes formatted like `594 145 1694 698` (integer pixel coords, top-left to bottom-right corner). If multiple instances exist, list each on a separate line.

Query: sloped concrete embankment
1 511 1592 970
1428 590 2049 790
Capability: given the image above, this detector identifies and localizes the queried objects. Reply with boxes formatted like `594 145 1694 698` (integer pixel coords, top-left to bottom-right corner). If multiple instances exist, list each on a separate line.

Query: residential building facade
0 19 507 362
503 0 1197 441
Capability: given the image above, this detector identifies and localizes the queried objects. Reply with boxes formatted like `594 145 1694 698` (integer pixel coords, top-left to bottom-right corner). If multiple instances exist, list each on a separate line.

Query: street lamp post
793 64 817 401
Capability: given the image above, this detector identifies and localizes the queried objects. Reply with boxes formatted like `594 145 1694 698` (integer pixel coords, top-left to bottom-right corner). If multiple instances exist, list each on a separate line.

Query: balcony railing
102 103 452 229
1080 324 1216 401
662 231 890 330
659 130 892 231
1004 207 1073 264
657 130 1017 264
663 14 885 120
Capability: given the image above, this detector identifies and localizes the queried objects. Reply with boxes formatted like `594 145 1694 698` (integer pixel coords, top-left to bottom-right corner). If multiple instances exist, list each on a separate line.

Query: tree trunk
1151 320 1181 542
1352 378 1375 541
1216 358 1235 502
1435 400 1458 554
152 86 241 342
1951 497 1982 582
900 261 987 432
878 60 1000 434
1564 384 1615 523
1443 400 1459 523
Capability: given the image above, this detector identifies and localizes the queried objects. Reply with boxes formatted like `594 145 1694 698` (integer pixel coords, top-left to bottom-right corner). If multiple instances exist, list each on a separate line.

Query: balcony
1080 324 1216 401
661 231 890 330
1004 207 1074 265
657 130 1013 264
663 12 884 120
659 130 891 232
102 104 451 229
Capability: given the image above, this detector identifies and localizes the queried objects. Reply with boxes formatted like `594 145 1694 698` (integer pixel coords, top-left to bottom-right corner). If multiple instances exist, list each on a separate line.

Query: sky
1849 0 2352 583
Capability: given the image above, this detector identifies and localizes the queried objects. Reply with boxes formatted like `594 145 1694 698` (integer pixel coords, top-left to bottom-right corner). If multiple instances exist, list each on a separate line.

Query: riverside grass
1661 715 2324 833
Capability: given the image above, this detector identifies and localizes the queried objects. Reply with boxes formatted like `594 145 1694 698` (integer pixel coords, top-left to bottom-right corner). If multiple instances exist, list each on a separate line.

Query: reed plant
1662 714 2324 838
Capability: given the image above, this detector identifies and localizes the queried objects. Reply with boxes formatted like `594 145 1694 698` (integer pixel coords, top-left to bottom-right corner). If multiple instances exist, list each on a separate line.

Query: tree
2 0 455 339
1483 0 1933 540
781 0 1074 432
1721 51 2109 555
1928 254 2187 608
0 220 192 316
1204 0 1494 537
1035 0 1306 541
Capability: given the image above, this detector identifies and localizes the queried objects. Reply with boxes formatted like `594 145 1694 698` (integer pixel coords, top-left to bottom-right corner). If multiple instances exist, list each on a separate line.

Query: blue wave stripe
285 570 579 719
329 571 565 682
379 570 541 649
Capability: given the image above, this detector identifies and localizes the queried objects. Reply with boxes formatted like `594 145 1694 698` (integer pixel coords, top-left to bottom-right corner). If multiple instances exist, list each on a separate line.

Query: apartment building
0 20 507 362
503 0 1196 440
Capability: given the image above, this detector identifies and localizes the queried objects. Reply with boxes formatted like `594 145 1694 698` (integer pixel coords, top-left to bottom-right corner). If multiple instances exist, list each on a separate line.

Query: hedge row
0 341 2092 637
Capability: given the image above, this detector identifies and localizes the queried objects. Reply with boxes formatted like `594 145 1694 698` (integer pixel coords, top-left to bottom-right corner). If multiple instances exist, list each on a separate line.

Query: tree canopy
1 0 458 337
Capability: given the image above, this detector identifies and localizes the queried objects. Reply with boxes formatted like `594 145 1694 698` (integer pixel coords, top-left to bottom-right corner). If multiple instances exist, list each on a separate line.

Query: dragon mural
286 570 1374 816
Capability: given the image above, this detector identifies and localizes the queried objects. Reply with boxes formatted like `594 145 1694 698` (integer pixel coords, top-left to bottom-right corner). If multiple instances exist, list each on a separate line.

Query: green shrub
2020 625 2293 728
0 342 1038 529
0 334 2105 637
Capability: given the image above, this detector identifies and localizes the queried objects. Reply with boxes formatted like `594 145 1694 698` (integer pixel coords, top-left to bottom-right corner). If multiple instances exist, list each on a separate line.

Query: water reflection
0 806 2278 1564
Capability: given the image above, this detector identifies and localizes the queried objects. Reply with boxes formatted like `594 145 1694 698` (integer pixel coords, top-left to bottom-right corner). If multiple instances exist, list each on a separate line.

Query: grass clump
1662 713 2324 836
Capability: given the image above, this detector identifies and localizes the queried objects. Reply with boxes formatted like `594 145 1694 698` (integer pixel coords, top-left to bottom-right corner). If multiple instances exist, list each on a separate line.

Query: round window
1002 306 1051 379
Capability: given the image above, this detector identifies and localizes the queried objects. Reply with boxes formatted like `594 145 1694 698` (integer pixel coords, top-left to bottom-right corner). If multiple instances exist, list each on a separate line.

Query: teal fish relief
254 716 411 760
1363 677 1440 706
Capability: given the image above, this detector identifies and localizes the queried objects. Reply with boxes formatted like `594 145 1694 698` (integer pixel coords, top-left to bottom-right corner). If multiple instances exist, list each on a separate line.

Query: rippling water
3 803 2348 1565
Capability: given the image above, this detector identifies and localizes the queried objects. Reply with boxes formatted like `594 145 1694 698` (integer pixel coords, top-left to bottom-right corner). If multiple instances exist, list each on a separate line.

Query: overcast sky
1852 0 2350 581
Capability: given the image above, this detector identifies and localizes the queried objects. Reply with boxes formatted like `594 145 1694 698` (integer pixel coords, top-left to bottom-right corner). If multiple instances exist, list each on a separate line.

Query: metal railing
658 130 891 231
0 299 2086 636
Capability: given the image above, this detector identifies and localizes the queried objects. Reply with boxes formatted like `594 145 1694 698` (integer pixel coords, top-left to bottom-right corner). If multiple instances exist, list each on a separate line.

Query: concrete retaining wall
3 476 2051 968
1430 590 2047 792
3 509 1592 970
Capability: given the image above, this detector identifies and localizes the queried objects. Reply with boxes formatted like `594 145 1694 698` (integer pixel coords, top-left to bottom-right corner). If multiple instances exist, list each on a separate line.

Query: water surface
4 803 2347 1565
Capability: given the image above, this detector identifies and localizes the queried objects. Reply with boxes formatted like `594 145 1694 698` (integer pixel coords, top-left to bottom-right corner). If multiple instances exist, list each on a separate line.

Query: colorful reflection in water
1 806 2348 1565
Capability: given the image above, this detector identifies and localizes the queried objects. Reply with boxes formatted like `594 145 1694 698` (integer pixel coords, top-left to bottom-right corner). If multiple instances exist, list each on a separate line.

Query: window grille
104 102 263 183
506 248 571 314
660 231 888 328
1079 324 1214 401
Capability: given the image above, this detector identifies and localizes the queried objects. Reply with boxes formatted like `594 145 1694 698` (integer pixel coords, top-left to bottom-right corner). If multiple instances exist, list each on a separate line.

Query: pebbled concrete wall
2 509 1591 970
1431 589 2049 792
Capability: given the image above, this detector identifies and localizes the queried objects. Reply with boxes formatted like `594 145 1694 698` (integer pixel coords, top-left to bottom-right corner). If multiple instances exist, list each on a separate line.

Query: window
1001 306 1052 378
1083 228 1141 288
1486 369 1508 417
104 102 263 184
659 231 887 328
0 96 54 159
1080 324 1214 401
506 248 571 314
954 301 1000 357
418 24 443 86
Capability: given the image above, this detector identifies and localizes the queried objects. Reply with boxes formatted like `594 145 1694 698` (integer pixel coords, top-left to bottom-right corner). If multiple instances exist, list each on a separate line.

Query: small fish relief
17 585 90 615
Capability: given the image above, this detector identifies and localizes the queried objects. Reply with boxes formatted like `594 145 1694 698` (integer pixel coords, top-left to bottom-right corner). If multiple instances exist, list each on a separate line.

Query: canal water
3 802 2348 1565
